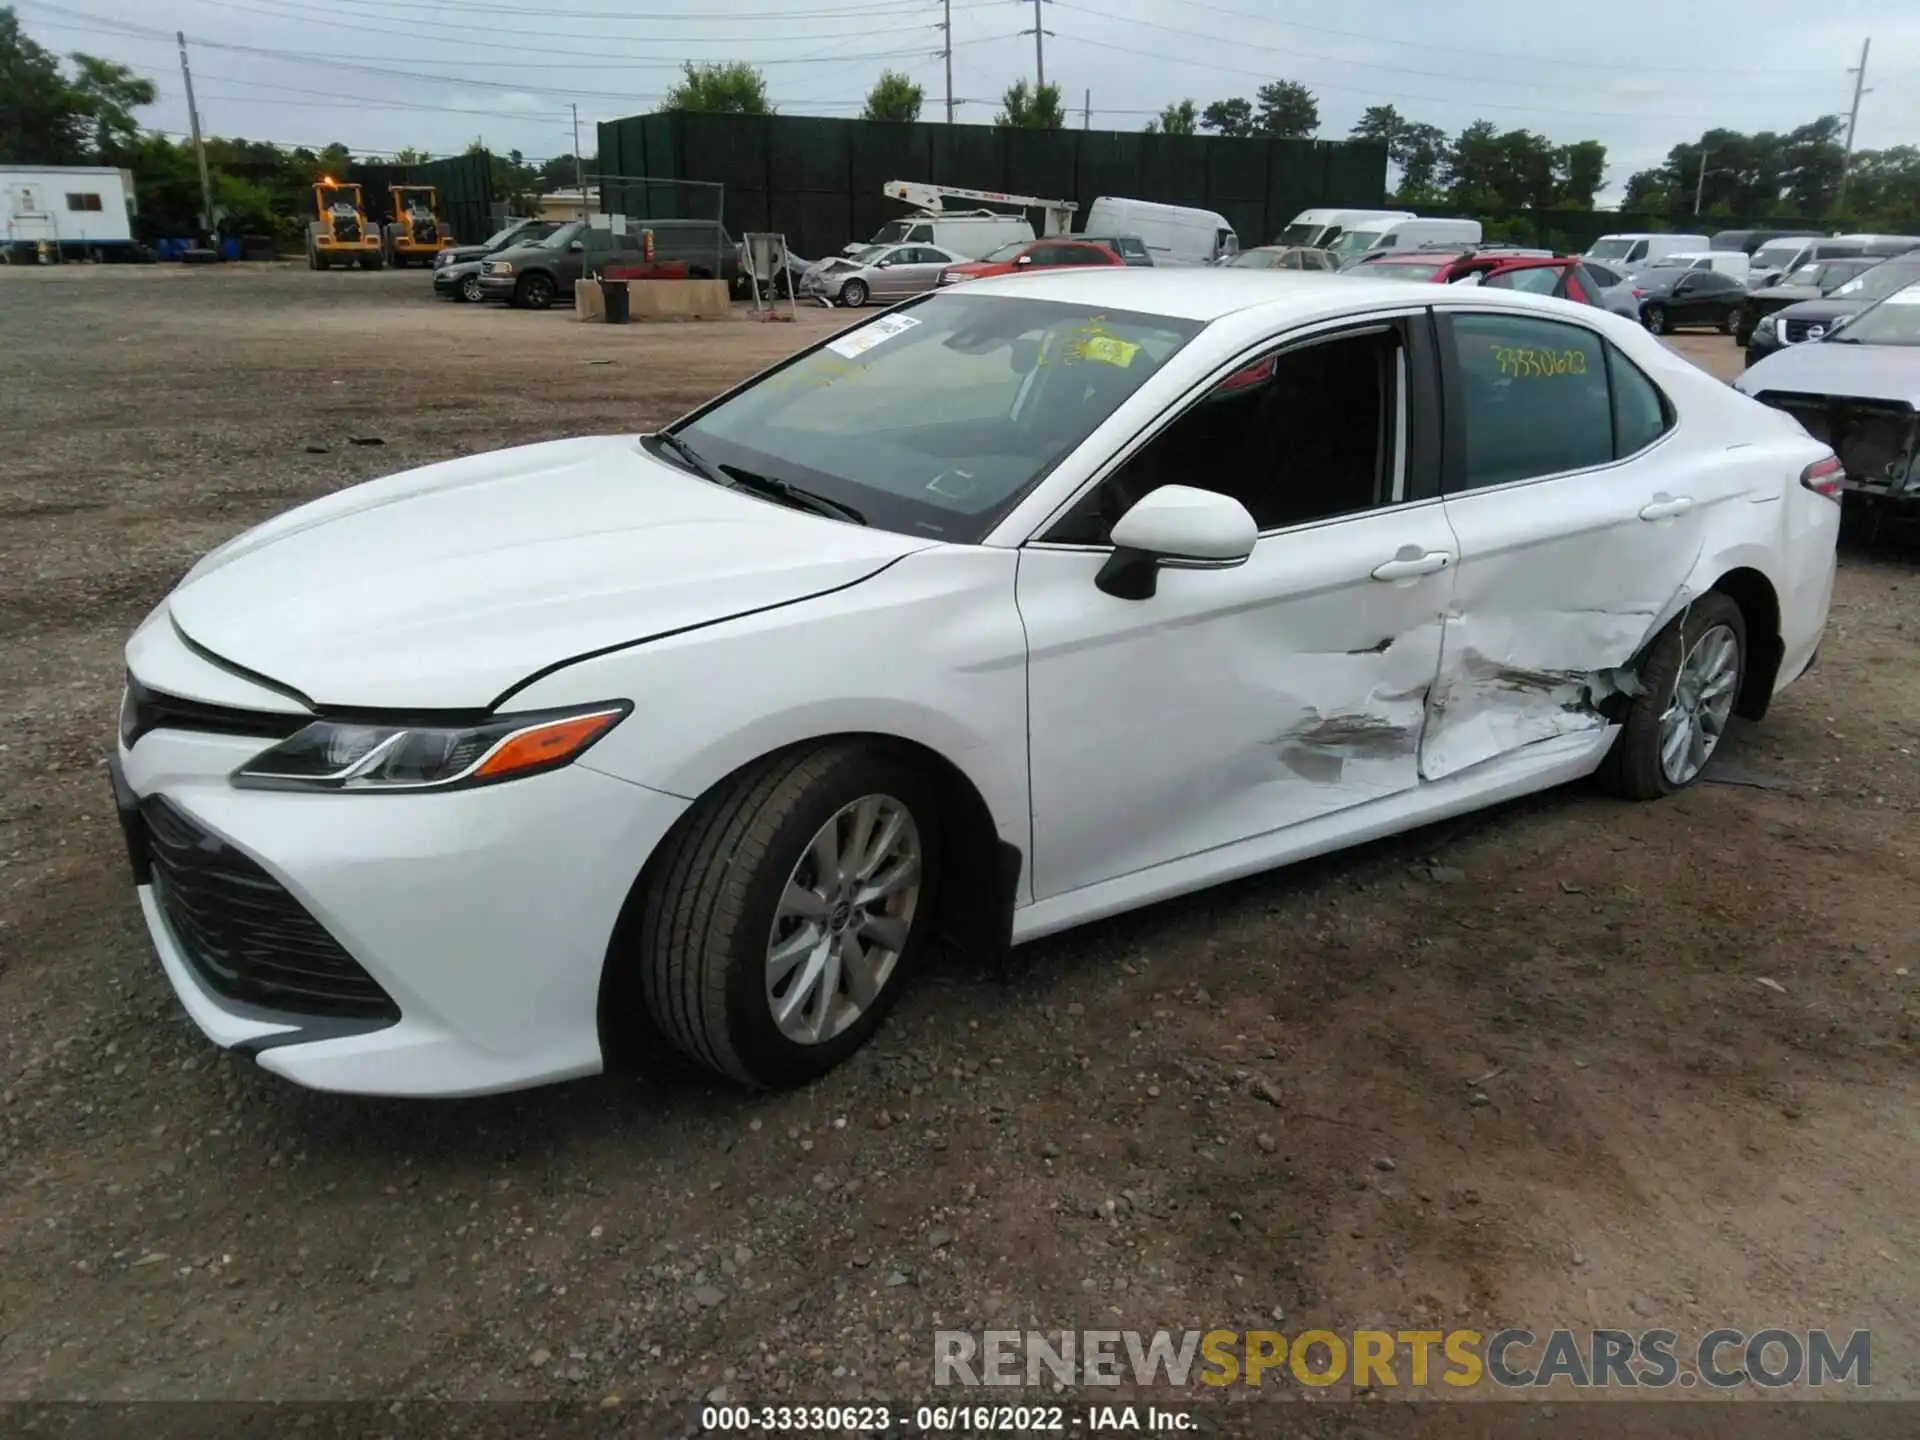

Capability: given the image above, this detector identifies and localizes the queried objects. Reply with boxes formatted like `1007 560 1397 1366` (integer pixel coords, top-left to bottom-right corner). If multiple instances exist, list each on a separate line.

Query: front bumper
113 723 688 1097
475 274 519 300
433 267 479 295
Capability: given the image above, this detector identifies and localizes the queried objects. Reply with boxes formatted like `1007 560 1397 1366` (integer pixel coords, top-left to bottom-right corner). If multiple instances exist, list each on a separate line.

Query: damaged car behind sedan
113 272 1840 1100
1737 278 1920 531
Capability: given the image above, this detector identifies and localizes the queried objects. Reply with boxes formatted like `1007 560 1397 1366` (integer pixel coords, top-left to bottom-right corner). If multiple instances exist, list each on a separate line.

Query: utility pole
1082 88 1090 130
1836 37 1871 212
940 0 954 123
1030 0 1045 89
1692 147 1710 215
571 103 587 217
176 31 215 241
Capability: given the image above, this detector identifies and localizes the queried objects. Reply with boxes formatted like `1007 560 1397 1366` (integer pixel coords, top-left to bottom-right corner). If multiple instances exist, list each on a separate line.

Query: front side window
1046 326 1404 545
906 224 934 243
1444 313 1613 490
672 293 1201 542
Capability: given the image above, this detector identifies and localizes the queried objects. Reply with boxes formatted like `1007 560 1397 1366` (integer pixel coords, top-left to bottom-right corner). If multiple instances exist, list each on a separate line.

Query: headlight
232 703 628 793
484 261 513 276
1755 315 1776 335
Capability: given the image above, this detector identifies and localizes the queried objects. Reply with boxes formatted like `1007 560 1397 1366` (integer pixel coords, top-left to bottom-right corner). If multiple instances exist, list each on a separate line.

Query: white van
1636 249 1751 284
1329 217 1483 267
1581 232 1710 270
1083 197 1237 266
843 209 1033 259
1273 207 1415 250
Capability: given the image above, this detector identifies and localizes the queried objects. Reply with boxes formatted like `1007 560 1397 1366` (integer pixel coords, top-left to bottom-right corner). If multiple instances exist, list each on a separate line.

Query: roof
949 265 1448 322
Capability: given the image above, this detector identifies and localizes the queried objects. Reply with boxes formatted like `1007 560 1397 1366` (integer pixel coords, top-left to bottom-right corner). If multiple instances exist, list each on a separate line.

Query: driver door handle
1639 495 1694 521
1370 550 1452 581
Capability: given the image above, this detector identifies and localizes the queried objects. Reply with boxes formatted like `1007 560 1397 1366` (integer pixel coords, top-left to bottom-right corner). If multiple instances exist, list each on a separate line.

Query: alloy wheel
460 274 484 302
765 794 921 1046
1658 623 1740 786
841 279 868 307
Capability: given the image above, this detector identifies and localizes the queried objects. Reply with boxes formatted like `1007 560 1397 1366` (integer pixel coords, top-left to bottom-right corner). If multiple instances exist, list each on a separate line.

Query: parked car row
429 216 769 310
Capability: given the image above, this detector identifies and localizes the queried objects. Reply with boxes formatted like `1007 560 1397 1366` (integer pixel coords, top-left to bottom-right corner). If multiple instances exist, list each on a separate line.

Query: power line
199 0 971 22
1054 30 1851 124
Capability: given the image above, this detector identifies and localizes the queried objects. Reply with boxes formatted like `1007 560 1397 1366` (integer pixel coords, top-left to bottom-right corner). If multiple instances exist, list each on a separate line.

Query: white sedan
113 270 1841 1097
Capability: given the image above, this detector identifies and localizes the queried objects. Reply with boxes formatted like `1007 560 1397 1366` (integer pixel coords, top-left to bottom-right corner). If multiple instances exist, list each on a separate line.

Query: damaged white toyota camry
113 270 1840 1097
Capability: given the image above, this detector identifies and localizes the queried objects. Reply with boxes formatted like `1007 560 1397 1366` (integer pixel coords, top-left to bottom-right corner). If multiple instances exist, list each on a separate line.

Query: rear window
1363 261 1444 282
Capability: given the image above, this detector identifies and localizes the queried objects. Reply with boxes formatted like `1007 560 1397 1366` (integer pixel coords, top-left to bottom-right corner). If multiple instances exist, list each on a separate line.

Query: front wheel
513 272 555 310
840 278 869 308
1643 303 1668 335
629 742 941 1087
1718 307 1737 335
1595 592 1747 800
458 273 484 303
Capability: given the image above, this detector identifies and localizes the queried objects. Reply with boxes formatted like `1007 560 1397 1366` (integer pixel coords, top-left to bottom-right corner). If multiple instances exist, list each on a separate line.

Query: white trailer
3 165 138 260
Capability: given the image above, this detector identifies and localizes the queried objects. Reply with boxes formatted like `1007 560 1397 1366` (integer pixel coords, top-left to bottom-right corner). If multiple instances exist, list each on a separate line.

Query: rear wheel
628 742 941 1087
1643 303 1668 335
840 277 869 308
1595 592 1746 800
514 272 555 310
1718 307 1737 335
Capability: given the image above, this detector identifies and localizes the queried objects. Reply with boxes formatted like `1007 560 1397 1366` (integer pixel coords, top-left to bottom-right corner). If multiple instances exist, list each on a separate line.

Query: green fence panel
724 188 770 238
848 120 934 199
680 113 768 194
1204 136 1268 203
1322 139 1388 207
770 190 851 262
1265 140 1327 243
1215 199 1265 252
928 123 1006 192
1074 130 1141 223
1005 128 1078 206
1137 134 1209 209
769 114 850 193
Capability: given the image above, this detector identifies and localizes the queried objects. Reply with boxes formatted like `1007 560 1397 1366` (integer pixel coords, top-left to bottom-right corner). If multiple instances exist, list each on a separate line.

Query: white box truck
3 165 137 260
1272 207 1415 251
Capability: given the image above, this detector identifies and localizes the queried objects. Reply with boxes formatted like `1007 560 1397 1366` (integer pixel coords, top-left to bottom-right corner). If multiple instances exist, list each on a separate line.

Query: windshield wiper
647 430 730 486
720 464 866 525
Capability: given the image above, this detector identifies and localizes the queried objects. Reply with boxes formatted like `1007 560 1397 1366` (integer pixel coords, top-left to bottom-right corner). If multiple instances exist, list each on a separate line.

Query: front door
1422 306 1738 779
1018 317 1457 899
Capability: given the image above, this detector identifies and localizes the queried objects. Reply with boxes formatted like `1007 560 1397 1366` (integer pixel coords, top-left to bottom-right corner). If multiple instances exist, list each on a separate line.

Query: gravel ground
1 265 1917 1409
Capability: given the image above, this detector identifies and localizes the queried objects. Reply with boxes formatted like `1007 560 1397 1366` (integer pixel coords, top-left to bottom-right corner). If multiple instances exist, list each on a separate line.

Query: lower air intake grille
143 797 399 1023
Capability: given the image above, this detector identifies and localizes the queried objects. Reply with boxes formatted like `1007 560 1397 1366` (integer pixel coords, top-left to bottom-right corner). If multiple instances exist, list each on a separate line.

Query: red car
1353 248 1607 306
938 238 1125 286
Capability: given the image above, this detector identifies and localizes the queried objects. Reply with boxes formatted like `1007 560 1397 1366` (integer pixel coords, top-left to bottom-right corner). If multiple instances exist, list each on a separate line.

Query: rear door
1422 305 1739 778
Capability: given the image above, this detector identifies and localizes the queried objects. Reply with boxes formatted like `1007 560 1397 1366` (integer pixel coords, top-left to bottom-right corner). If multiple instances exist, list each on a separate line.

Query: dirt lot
1 265 1917 1409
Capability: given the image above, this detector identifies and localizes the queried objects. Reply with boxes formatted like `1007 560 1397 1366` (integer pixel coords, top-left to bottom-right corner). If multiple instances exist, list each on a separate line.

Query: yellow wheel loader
384 185 453 268
306 179 385 271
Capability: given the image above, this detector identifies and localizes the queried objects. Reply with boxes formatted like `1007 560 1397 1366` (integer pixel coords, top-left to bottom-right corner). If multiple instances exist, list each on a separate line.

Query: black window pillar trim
1430 309 1469 496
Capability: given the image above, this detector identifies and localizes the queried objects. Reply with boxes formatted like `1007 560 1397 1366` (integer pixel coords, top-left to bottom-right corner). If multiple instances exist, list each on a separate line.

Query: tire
1595 591 1747 801
458 274 484 303
514 272 555 310
840 278 869 308
1643 303 1667 335
631 741 942 1088
1718 307 1737 336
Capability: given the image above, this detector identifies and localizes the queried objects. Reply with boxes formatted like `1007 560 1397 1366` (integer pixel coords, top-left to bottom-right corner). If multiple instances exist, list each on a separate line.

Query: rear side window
1444 313 1612 489
1607 346 1673 457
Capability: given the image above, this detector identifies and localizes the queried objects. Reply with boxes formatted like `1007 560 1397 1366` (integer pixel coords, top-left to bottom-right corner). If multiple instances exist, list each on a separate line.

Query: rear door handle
1640 495 1694 521
1370 550 1452 581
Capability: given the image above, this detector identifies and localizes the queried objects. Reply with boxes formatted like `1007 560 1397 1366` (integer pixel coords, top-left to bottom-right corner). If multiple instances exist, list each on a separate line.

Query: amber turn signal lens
474 710 622 779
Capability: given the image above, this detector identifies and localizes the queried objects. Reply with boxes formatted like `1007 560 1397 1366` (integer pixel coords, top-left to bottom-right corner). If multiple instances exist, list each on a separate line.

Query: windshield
850 244 889 265
869 220 914 245
1326 229 1383 259
671 293 1202 542
1274 222 1328 247
1782 263 1824 287
976 241 1030 263
1585 238 1634 262
1828 281 1920 346
1362 261 1443 282
1750 241 1806 271
1230 249 1284 269
1832 260 1920 300
535 222 585 249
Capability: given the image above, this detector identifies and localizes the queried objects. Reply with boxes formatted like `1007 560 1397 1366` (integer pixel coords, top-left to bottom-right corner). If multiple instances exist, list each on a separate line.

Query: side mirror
1097 486 1258 600
567 240 585 252
1015 253 1035 266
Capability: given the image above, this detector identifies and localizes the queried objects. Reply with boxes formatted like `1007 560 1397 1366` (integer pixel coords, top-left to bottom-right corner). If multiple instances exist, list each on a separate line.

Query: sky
12 0 1920 204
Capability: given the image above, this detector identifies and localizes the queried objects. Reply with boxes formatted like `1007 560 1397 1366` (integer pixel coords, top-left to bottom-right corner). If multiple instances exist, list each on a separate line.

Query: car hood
1733 342 1920 404
1770 296 1873 323
163 437 932 710
1747 284 1822 306
438 243 493 264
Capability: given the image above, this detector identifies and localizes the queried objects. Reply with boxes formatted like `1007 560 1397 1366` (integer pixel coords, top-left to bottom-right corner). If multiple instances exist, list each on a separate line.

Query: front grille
1782 318 1824 343
142 796 399 1022
121 674 310 749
